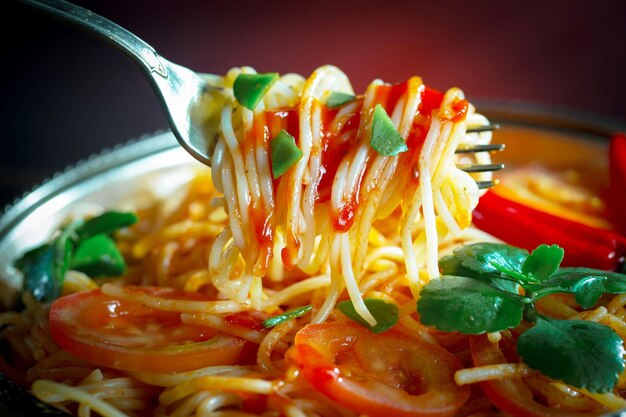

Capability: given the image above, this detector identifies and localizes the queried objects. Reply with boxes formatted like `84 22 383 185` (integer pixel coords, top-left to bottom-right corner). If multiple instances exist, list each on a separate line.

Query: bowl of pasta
1 66 626 417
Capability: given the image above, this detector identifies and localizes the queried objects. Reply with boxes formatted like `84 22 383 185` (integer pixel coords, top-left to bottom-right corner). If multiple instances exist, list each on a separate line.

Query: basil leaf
518 316 625 393
262 305 312 328
233 73 279 110
418 276 525 334
69 235 126 277
529 267 626 308
326 92 356 108
521 244 564 281
17 234 72 302
370 105 407 157
75 211 137 241
440 255 520 293
337 298 399 334
270 130 303 178
453 243 529 282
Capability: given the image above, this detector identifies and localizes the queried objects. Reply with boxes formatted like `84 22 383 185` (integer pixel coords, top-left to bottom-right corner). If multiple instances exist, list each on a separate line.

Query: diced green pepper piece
270 130 303 179
370 104 407 156
69 234 126 277
326 92 356 108
75 211 137 241
233 73 279 110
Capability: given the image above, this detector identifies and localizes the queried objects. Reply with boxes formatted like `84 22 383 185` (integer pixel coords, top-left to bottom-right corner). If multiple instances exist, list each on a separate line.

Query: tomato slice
49 286 245 373
469 335 597 417
291 322 469 417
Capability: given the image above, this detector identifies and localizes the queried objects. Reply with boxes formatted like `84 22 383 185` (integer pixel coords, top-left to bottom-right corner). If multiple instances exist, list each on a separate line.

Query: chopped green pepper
233 73 279 110
270 130 303 179
370 104 407 157
69 234 127 277
326 92 356 108
76 211 137 241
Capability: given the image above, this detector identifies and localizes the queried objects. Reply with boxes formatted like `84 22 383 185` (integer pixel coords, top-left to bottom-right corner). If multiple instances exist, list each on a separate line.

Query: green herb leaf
326 92 356 108
16 234 72 302
370 104 407 157
518 316 625 393
440 254 520 293
337 298 399 334
262 305 312 328
270 130 303 179
522 244 564 281
528 267 626 308
418 276 526 334
453 243 530 282
233 72 279 110
75 212 137 241
69 235 127 277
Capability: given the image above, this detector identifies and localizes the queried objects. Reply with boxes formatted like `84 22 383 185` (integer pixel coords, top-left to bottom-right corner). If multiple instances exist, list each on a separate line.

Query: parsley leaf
370 105 408 157
337 298 398 334
439 254 520 293
518 316 625 393
521 244 564 281
529 267 626 308
453 243 530 282
418 276 526 334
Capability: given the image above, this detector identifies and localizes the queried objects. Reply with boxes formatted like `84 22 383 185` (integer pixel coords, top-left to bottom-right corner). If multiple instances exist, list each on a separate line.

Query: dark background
2 0 626 207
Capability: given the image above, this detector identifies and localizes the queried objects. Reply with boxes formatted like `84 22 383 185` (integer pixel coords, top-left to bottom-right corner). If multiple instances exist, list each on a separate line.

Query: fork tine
466 123 501 133
476 180 500 190
456 144 506 154
458 163 505 173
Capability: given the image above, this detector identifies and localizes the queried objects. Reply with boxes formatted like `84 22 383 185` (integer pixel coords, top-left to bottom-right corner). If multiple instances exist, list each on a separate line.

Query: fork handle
17 0 168 79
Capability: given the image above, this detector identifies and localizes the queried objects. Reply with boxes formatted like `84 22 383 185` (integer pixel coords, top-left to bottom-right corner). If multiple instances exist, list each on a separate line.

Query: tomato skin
291 322 469 417
469 335 596 417
49 287 245 373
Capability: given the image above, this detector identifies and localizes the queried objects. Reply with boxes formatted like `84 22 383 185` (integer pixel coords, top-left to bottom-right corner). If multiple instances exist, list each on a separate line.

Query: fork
17 0 505 185
18 0 214 166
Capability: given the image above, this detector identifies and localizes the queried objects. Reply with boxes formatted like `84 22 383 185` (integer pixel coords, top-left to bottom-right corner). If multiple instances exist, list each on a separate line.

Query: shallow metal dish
1 101 625 417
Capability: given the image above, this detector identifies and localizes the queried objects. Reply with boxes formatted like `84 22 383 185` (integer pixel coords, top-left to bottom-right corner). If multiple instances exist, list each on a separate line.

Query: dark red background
1 0 625 206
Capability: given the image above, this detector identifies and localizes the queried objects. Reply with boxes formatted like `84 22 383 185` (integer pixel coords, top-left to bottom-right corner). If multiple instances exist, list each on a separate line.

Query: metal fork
18 0 505 189
457 124 505 189
18 0 214 166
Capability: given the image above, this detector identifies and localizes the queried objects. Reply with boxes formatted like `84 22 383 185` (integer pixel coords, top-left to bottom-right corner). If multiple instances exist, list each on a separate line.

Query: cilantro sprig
417 242 626 393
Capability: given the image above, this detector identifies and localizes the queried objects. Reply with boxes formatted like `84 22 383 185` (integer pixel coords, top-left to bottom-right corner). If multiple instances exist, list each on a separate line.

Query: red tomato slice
49 286 245 373
291 322 469 417
469 335 597 417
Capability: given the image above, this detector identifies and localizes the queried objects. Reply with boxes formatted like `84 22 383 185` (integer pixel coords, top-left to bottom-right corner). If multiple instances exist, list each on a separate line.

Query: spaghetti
1 66 624 417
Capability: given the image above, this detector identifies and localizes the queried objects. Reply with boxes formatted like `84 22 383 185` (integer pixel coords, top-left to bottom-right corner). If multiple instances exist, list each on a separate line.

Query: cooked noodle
1 65 624 417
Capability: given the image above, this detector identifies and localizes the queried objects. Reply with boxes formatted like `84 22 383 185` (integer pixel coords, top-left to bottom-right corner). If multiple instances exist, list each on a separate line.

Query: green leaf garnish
453 243 530 282
69 235 127 277
420 242 626 393
518 316 625 393
75 211 137 241
270 130 303 179
439 254 520 293
418 276 526 334
370 104 407 157
337 298 399 334
528 267 626 308
522 244 564 281
262 305 312 328
326 92 356 108
233 72 279 110
14 211 136 301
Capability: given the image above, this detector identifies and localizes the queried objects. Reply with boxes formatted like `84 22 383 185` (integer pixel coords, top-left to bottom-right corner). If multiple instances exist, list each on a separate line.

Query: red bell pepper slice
608 133 626 235
473 191 626 271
